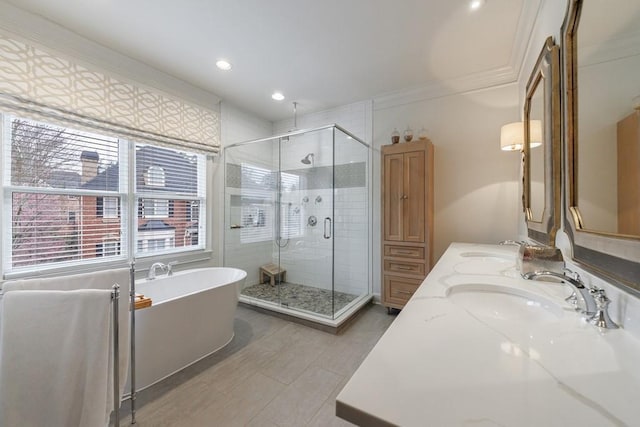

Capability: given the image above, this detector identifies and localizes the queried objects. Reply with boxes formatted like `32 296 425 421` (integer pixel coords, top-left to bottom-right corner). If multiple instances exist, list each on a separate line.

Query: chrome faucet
524 270 619 329
523 270 597 317
147 262 168 280
166 261 178 276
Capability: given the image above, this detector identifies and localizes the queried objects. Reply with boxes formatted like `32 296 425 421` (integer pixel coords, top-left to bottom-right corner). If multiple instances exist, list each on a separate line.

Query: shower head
301 153 314 165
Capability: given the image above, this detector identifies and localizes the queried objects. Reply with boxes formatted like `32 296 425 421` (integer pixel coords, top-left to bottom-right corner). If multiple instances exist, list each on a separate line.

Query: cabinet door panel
404 150 425 242
383 275 422 307
384 245 425 259
384 259 426 276
384 153 404 241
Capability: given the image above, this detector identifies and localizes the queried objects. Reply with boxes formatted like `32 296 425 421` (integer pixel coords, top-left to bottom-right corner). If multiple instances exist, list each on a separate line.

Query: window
141 198 169 218
135 144 205 256
144 166 165 187
2 116 208 273
102 196 119 219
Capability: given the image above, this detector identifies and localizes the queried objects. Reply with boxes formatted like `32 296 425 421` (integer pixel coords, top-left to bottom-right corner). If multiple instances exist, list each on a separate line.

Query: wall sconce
500 121 542 151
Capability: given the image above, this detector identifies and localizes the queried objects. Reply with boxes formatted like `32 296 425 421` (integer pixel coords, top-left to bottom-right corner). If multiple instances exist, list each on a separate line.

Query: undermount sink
454 253 515 274
446 284 563 323
459 251 513 261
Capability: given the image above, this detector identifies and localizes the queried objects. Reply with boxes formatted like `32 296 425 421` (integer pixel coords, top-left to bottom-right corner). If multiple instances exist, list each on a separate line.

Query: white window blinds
5 117 125 268
134 143 206 256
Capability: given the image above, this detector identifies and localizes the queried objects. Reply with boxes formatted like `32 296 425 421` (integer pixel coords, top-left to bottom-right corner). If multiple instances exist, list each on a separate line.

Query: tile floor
118 303 395 426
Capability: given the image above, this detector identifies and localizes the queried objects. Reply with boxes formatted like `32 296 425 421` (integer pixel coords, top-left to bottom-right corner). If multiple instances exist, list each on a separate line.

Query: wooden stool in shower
259 263 286 286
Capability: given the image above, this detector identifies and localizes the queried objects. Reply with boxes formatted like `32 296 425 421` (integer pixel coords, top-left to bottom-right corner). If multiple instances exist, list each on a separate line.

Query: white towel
0 289 113 427
1 268 131 405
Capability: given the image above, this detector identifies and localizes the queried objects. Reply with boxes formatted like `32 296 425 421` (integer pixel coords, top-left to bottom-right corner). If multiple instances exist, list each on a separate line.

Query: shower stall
223 125 372 328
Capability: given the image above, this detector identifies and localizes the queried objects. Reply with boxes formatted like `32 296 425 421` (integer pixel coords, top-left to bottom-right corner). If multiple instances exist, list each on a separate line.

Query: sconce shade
500 120 542 151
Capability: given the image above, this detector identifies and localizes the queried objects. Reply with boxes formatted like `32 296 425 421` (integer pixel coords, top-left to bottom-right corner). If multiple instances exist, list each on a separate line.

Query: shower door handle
323 217 332 239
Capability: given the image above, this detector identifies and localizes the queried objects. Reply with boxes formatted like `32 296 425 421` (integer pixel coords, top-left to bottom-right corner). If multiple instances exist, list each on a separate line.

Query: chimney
80 151 99 184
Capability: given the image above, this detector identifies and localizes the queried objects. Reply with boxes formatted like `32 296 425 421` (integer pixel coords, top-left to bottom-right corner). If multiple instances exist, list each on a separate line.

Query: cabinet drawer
384 245 425 260
384 259 425 276
383 275 422 307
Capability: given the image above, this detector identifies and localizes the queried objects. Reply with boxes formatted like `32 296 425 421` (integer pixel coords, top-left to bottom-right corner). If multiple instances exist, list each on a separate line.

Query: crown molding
374 0 542 111
0 1 221 111
373 65 517 111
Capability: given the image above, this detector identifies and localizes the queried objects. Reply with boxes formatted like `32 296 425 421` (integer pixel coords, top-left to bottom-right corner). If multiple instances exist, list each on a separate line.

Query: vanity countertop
336 243 640 426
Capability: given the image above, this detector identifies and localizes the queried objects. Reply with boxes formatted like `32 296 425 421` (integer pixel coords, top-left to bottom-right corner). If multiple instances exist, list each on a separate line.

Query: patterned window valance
0 35 220 154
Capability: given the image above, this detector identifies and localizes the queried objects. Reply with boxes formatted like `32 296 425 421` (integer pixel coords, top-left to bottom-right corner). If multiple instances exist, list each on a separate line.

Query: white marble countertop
336 242 640 426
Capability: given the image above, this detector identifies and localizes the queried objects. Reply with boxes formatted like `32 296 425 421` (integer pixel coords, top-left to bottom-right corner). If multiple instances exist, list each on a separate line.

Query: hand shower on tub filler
147 261 178 280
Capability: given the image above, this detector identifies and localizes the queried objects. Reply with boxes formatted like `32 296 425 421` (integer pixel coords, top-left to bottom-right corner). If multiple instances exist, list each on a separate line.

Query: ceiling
3 0 532 121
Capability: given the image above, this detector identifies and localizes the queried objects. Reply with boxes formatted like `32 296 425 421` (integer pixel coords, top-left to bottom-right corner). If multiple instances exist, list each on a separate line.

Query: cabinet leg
387 307 393 315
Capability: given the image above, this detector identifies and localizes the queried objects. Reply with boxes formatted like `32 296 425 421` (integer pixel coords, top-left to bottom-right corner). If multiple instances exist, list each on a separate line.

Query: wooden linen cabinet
381 140 434 312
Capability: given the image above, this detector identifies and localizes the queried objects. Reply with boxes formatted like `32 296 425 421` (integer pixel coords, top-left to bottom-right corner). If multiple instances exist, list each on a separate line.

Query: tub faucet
523 270 597 317
148 262 168 280
167 261 178 276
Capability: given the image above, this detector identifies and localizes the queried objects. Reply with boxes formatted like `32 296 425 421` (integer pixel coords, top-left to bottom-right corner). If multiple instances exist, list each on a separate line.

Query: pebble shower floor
240 282 358 317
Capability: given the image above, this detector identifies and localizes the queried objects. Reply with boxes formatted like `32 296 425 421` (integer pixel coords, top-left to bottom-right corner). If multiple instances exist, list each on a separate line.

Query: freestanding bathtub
126 267 246 392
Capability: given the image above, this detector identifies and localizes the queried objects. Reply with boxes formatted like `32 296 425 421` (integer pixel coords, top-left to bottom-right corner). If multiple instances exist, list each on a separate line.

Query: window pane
11 192 122 267
134 142 205 257
135 144 202 196
10 119 120 191
104 196 119 219
136 198 202 255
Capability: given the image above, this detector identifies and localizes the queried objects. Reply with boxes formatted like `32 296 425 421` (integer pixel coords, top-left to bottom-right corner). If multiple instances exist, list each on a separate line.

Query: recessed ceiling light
272 92 285 101
216 59 232 71
470 0 486 11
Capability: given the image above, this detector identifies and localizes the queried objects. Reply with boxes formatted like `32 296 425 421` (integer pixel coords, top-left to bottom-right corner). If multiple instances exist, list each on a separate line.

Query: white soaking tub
128 267 246 391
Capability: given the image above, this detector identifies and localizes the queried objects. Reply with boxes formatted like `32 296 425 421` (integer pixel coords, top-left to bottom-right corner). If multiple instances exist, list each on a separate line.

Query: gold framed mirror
523 36 561 246
563 0 640 291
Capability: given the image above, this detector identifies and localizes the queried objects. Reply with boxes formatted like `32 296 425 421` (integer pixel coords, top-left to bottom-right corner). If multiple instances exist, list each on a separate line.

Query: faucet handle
563 267 580 281
588 288 619 329
562 268 580 307
167 261 178 276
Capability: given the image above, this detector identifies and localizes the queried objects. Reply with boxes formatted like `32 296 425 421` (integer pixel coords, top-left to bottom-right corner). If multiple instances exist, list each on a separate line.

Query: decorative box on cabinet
381 140 434 312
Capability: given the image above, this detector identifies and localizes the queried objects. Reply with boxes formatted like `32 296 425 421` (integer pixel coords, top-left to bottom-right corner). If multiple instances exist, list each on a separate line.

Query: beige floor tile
291 365 344 400
190 372 284 427
202 343 278 393
328 376 350 403
133 379 219 426
314 338 370 377
257 383 327 427
245 416 281 427
307 402 356 427
259 339 325 385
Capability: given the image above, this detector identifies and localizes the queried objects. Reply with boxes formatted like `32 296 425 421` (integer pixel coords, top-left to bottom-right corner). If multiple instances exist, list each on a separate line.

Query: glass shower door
276 129 334 317
224 136 281 306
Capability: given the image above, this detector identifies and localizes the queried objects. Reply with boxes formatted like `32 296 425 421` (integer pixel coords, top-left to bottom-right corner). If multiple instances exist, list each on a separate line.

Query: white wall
372 84 522 297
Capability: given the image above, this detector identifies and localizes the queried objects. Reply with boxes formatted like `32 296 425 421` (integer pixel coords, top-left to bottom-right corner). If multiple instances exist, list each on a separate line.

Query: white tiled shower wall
278 185 368 296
